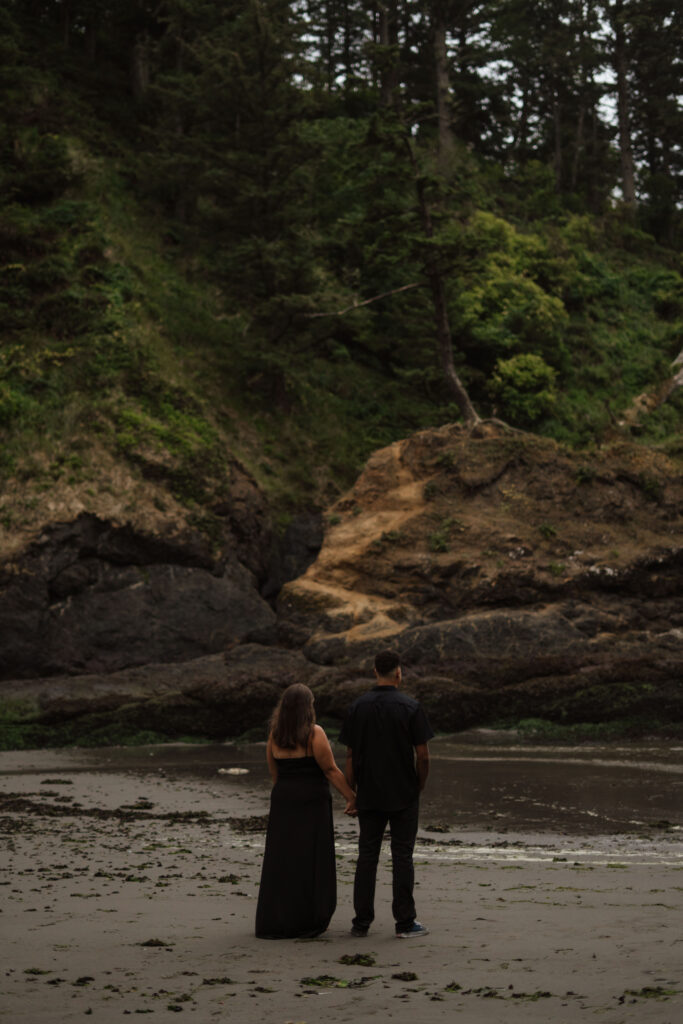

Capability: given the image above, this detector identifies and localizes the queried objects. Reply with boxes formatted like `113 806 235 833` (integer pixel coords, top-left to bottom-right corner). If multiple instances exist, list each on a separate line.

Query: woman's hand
344 798 357 817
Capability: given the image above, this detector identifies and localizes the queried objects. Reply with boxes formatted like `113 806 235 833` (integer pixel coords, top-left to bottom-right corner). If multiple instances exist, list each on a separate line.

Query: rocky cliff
278 425 683 731
1 425 682 747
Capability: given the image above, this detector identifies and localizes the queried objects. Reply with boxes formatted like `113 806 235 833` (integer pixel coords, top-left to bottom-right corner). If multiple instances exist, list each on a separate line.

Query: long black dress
255 755 336 939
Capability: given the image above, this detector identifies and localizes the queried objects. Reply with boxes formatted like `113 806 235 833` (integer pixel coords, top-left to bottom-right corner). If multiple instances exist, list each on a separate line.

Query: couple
255 650 434 940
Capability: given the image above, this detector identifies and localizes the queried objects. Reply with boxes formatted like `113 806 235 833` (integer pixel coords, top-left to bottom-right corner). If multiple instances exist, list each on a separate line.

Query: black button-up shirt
339 686 434 811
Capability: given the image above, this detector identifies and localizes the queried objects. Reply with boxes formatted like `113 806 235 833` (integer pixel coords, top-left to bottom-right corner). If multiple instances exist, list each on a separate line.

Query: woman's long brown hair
270 684 316 750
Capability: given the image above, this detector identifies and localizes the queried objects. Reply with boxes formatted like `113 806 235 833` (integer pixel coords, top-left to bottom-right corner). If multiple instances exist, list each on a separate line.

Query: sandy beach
1 745 681 1023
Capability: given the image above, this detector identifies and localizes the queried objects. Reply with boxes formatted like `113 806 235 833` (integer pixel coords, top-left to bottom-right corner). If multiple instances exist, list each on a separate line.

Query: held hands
344 797 358 817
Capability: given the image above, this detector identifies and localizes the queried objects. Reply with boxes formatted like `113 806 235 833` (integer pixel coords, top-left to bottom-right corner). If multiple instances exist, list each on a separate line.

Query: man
339 649 434 938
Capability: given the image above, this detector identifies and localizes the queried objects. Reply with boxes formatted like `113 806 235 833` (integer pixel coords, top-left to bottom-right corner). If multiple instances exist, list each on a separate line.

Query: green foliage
636 472 664 504
575 465 596 485
3 129 81 202
428 516 461 553
0 1 680 525
490 354 558 427
639 388 683 445
453 212 571 374
429 530 449 553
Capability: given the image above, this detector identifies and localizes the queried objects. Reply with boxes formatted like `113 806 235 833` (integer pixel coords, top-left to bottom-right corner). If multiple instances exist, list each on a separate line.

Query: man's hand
416 743 430 792
344 798 358 817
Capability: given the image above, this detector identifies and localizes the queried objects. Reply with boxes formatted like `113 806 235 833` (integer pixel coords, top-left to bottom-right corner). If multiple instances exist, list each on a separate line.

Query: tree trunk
61 0 71 48
613 2 637 205
343 2 352 87
325 3 335 90
173 40 190 223
589 69 599 209
553 95 562 191
131 35 151 100
571 7 588 192
433 13 455 172
84 17 98 62
571 102 585 190
515 79 529 159
410 154 480 427
429 260 480 427
378 1 399 108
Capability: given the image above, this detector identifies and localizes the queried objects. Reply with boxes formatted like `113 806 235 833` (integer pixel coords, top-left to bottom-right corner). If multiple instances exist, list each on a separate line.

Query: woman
255 683 356 939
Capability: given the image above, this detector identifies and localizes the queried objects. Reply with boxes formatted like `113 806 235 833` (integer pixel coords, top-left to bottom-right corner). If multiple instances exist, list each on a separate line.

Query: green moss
0 718 213 751
0 697 41 736
501 717 683 742
234 725 269 743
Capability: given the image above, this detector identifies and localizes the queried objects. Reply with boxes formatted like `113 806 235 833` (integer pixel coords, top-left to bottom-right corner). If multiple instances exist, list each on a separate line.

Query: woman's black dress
255 755 336 939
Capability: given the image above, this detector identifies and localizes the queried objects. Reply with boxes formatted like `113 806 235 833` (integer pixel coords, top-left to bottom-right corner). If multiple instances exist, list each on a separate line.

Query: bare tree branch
303 282 424 319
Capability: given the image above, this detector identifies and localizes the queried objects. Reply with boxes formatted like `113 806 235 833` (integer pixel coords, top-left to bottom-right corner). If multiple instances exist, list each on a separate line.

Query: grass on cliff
0 150 452 522
1 31 681 532
3 155 681 537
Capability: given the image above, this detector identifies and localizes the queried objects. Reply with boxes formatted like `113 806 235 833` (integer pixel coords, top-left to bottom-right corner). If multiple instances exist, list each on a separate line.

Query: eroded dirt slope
280 424 682 648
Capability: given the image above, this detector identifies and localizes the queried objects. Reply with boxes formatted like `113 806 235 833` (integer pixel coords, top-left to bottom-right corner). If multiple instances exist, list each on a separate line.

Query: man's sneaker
396 921 429 939
350 925 369 937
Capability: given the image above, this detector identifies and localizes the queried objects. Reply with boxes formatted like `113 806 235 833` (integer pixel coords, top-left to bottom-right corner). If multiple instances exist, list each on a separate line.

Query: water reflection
422 741 682 834
68 734 682 837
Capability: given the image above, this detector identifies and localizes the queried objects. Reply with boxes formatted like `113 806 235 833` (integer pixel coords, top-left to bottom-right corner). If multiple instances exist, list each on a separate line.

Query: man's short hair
374 649 401 678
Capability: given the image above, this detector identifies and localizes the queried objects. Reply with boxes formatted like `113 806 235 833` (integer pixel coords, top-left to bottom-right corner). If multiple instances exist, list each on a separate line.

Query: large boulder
1 645 316 745
0 514 275 679
276 427 683 730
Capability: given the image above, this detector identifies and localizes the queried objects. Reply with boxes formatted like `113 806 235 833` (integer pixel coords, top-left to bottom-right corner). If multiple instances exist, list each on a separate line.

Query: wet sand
1 744 681 1023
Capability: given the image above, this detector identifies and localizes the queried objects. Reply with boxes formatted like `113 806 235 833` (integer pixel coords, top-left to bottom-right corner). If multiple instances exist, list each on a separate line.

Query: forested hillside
1 0 682 532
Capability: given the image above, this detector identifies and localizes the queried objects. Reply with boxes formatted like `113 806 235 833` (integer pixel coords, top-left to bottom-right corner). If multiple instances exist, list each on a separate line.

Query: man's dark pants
352 800 419 933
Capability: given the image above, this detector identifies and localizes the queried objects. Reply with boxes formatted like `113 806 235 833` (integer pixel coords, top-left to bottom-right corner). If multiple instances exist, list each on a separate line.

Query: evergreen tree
629 0 683 242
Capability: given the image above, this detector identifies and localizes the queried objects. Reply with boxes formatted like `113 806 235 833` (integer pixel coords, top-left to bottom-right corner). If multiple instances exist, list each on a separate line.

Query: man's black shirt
339 686 434 812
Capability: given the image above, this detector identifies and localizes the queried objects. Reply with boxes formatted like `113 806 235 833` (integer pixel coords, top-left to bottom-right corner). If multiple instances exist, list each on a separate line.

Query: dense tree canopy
1 1 681 505
5 1 679 220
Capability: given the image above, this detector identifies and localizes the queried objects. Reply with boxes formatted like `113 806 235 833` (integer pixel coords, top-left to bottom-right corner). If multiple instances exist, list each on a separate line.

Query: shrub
8 131 79 203
490 353 558 427
0 382 30 427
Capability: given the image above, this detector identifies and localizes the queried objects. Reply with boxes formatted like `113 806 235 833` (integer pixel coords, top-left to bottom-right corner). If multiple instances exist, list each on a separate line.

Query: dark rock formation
0 514 275 679
274 427 683 733
1 428 682 746
262 510 324 600
1 646 317 745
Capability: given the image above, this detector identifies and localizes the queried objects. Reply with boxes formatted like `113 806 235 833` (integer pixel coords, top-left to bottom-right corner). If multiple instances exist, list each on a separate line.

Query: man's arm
345 747 355 790
415 742 430 792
